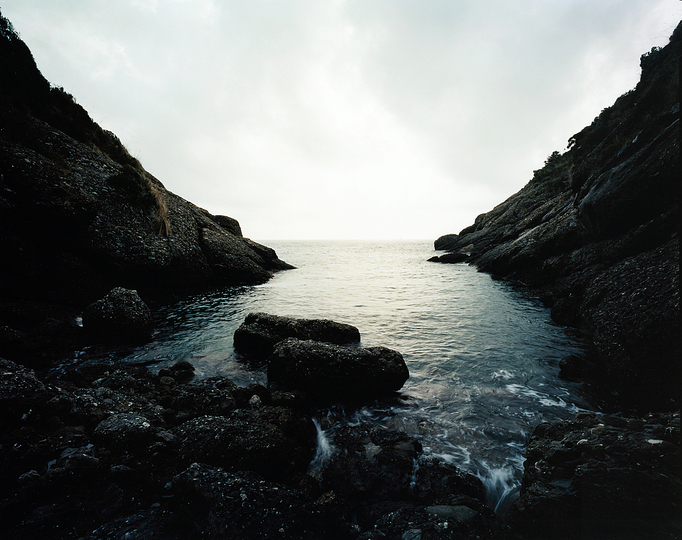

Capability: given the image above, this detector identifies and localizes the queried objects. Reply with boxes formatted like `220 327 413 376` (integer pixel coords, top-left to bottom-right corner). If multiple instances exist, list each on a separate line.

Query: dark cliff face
0 12 292 307
434 23 680 411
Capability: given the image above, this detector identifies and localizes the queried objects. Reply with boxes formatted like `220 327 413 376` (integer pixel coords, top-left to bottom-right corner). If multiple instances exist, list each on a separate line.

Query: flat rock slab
427 252 469 264
267 338 409 404
234 312 361 360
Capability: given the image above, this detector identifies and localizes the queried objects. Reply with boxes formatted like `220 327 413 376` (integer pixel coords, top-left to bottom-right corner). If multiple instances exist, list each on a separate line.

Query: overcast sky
2 1 680 240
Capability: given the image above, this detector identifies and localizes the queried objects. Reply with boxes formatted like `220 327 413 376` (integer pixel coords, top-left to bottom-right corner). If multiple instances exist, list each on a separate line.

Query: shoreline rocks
430 23 682 539
82 287 154 343
431 26 680 411
0 357 505 540
1 17 294 369
506 411 681 540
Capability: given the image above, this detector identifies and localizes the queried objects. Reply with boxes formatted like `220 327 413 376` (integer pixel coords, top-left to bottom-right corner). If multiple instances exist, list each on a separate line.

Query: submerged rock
267 338 409 404
234 312 361 361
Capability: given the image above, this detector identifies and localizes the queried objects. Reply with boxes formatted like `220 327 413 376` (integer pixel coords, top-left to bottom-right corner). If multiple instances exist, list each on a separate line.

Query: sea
73 240 598 513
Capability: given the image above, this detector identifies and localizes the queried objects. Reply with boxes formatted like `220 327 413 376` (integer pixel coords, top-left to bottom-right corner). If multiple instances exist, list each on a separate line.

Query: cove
100 240 596 512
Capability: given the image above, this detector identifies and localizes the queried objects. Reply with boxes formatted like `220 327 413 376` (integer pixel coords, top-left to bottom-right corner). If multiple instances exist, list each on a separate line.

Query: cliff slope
0 13 291 304
434 23 680 410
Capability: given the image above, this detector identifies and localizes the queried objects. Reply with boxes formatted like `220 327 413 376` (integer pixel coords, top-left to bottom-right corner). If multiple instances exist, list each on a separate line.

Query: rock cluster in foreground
0 348 509 540
508 411 681 539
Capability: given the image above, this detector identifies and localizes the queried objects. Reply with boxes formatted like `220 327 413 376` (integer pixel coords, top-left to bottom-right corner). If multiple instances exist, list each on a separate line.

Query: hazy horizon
2 1 680 241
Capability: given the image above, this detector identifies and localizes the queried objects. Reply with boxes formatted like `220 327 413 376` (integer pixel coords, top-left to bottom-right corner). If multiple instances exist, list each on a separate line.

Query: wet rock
319 423 422 516
412 456 486 506
428 252 469 264
82 287 154 343
171 463 337 540
158 359 195 382
558 355 584 381
316 423 488 530
234 312 361 361
268 338 409 404
173 407 315 480
506 411 682 540
93 413 156 448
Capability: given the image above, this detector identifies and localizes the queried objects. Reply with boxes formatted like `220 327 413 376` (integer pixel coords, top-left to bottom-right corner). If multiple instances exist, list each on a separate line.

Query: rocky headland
0 12 292 368
433 21 681 538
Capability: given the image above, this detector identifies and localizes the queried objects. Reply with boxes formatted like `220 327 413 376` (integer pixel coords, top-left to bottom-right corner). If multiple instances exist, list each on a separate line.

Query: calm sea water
79 241 596 512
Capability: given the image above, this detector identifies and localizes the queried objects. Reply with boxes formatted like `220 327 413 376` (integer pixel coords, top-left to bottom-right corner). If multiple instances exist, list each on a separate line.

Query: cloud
2 0 680 239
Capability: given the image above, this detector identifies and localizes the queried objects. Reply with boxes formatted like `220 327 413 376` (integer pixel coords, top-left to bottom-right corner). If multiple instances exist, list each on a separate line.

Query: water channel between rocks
78 240 596 512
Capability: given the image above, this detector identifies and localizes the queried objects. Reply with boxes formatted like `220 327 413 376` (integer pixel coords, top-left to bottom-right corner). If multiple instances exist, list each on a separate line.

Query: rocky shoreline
0 314 513 540
430 25 680 409
429 22 681 539
1 10 680 539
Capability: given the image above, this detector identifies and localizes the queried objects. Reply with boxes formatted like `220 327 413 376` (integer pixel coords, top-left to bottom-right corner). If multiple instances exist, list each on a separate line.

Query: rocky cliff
0 13 291 304
0 12 292 362
434 23 680 411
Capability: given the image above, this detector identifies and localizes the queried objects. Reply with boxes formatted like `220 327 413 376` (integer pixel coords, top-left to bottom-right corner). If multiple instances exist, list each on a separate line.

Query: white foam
308 418 337 475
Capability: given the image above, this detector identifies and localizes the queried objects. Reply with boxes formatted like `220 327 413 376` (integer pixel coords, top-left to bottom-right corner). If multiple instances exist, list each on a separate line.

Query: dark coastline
1 10 680 540
431 21 681 538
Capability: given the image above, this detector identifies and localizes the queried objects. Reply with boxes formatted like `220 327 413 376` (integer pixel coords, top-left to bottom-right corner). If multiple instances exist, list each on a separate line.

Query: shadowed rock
431 26 681 409
428 252 469 264
234 312 361 361
506 411 682 540
267 338 409 403
172 407 315 480
82 287 154 343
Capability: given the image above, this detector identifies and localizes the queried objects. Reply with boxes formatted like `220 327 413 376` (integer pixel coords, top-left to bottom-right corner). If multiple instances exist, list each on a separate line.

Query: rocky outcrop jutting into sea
0 19 292 292
0 12 292 365
433 22 680 411
432 21 681 540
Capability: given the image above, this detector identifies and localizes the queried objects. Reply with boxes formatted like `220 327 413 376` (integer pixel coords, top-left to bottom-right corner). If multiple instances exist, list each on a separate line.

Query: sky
2 1 680 241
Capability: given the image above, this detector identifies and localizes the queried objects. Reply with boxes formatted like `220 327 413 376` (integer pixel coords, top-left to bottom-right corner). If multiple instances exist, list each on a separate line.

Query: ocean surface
75 240 597 512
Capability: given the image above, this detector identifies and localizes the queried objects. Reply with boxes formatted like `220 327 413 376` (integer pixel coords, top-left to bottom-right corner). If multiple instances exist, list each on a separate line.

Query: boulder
234 312 361 361
0 357 48 424
506 411 682 540
82 287 154 343
93 413 156 448
172 407 315 480
267 338 409 403
167 376 237 419
434 233 459 251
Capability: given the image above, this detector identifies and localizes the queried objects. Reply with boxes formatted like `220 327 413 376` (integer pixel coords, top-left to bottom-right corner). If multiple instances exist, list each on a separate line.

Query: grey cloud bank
2 0 680 239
